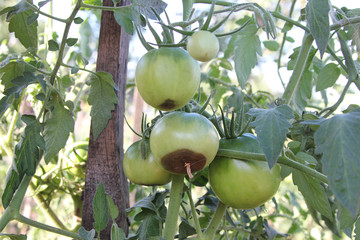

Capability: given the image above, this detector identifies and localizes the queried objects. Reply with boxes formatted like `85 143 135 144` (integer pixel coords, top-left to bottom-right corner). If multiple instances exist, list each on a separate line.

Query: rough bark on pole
81 0 131 237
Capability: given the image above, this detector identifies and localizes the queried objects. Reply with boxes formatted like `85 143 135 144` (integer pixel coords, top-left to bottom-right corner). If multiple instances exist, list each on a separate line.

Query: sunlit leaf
93 182 110 233
8 9 38 49
43 98 74 163
234 23 261 89
88 71 118 140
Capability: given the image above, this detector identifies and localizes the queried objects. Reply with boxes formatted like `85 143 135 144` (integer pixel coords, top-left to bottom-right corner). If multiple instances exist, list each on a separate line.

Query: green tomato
186 30 219 62
135 47 200 111
150 112 219 176
209 134 281 209
123 139 171 186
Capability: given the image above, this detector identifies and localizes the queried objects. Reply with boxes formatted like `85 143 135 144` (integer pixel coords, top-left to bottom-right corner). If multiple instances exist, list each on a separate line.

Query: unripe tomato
186 30 219 62
150 112 219 176
209 134 281 209
123 139 171 186
135 47 200 111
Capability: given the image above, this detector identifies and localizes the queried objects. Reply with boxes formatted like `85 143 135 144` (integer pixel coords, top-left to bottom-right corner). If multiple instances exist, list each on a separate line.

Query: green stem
29 182 69 230
49 0 82 85
163 174 185 240
216 149 328 184
14 214 81 239
186 189 203 238
6 109 20 144
320 80 352 118
0 175 32 232
271 11 309 32
81 2 123 11
203 201 227 239
24 1 67 23
282 33 314 105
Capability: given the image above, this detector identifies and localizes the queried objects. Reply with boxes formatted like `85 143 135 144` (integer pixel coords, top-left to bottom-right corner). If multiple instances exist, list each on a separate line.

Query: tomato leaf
316 63 341 91
292 170 333 221
338 203 357 238
8 9 38 49
93 182 110 233
263 40 280 51
234 23 262 89
355 218 360 240
314 110 360 217
248 105 294 168
179 217 197 239
131 0 167 20
43 99 74 163
78 226 95 240
88 71 118 140
14 115 45 175
113 6 141 35
136 214 162 240
106 194 119 221
2 169 21 209
111 223 126 240
305 0 330 58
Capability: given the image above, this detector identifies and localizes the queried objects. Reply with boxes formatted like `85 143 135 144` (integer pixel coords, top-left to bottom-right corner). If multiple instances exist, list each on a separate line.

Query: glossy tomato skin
209 133 281 209
150 112 219 175
123 139 171 186
135 47 200 111
186 30 219 62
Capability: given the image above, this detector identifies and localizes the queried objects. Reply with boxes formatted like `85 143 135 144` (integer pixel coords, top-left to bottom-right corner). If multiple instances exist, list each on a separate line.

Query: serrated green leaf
137 215 161 240
43 99 74 163
66 38 78 46
93 182 110 233
179 218 197 239
219 58 233 70
292 170 333 220
0 61 25 87
234 23 261 89
78 226 95 240
88 72 118 140
26 12 38 25
48 39 59 51
248 105 294 168
316 63 341 91
314 111 360 217
83 0 102 6
305 0 330 57
2 169 21 208
106 194 119 220
111 223 126 240
0 233 27 240
131 0 167 20
263 40 280 51
4 72 37 98
113 6 139 35
14 115 44 175
8 9 37 49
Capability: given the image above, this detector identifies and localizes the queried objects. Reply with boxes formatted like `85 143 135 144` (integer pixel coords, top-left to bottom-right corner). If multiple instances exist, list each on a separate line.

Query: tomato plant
123 139 171 186
209 133 281 209
135 47 200 111
150 111 219 176
186 30 220 62
1 0 360 239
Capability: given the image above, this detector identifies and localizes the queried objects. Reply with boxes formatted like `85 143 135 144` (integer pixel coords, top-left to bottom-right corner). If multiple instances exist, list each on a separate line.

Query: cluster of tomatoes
123 31 281 210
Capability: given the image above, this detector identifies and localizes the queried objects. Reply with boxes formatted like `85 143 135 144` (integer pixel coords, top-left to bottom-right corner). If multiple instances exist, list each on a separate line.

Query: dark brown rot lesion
158 99 176 110
161 149 206 175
